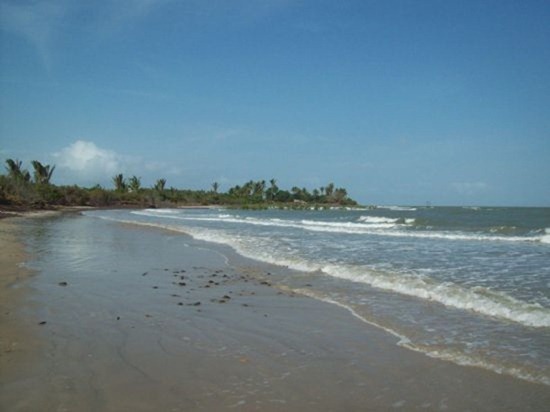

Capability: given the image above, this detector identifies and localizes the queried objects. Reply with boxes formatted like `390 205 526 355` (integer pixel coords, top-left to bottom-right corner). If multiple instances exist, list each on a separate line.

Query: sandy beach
1 212 549 411
0 216 37 380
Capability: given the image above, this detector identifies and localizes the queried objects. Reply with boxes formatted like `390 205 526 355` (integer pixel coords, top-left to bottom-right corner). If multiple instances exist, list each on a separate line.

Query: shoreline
1 212 549 411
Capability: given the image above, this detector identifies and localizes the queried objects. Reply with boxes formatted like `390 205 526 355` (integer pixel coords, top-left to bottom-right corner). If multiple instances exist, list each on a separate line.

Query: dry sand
1 213 549 411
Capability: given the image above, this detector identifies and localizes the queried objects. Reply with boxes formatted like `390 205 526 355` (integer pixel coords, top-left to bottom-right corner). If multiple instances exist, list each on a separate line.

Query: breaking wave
132 210 550 244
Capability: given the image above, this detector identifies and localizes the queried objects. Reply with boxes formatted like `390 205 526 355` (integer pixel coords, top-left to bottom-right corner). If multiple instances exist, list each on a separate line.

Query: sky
1 0 549 206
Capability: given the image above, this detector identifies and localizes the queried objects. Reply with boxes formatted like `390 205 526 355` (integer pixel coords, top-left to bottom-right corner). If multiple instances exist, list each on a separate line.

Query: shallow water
86 206 550 385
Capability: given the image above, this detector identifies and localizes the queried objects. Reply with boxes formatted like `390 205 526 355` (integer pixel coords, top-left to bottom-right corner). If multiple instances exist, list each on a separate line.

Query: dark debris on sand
135 265 288 315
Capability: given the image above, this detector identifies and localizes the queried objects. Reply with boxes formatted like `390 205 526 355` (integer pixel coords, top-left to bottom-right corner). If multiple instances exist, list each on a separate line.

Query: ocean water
86 206 550 385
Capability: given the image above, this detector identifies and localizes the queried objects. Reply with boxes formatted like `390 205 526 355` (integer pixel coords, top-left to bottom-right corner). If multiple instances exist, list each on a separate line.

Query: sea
85 206 550 386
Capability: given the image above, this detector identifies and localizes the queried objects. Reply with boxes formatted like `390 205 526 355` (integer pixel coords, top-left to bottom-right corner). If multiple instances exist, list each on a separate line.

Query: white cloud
54 140 120 185
53 140 181 186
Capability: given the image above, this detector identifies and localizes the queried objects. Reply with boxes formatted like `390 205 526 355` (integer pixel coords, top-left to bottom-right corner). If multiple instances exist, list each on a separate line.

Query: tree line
0 159 358 209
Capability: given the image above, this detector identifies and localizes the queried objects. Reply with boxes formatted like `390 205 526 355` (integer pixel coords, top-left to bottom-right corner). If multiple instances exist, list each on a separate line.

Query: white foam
418 346 550 386
131 210 547 244
143 208 180 214
294 288 412 346
294 289 550 386
358 216 400 224
319 263 550 328
378 206 417 211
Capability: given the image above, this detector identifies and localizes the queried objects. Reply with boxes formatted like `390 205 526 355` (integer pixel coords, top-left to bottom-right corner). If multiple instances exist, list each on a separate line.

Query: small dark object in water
178 302 184 306
178 282 186 286
58 282 68 287
152 286 159 289
39 321 47 325
192 301 201 306
117 316 120 320
223 295 231 300
142 272 148 276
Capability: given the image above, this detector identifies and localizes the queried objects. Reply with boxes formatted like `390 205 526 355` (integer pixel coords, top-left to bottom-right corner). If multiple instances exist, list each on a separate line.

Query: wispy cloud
0 0 70 70
91 0 171 37
0 0 170 69
1 0 293 71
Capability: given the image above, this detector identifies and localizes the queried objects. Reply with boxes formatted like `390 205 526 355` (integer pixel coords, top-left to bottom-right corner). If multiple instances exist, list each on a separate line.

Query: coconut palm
211 182 219 193
325 182 335 198
243 180 255 197
155 178 167 192
5 159 31 182
253 180 265 198
31 160 55 185
128 176 141 192
267 178 278 201
112 174 127 192
334 187 348 203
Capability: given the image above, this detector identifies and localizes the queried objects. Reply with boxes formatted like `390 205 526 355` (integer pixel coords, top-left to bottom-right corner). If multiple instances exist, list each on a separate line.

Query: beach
1 212 549 411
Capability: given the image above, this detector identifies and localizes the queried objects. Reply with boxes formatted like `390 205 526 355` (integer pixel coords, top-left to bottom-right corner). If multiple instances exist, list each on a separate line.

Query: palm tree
155 178 167 192
112 174 127 192
211 182 219 193
31 160 55 185
267 178 278 201
334 187 348 203
291 186 301 200
128 176 141 192
243 180 255 197
253 180 265 198
325 182 335 198
5 159 31 182
312 188 320 200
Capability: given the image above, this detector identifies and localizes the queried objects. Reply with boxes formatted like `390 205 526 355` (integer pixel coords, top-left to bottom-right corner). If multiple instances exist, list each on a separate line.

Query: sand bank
1 213 549 411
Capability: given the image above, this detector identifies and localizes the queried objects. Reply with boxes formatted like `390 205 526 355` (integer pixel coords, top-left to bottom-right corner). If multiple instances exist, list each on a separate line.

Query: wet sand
1 213 549 411
0 214 51 385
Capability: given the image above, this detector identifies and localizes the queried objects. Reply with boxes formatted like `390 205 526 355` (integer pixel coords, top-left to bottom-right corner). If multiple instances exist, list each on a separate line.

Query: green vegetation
0 158 359 210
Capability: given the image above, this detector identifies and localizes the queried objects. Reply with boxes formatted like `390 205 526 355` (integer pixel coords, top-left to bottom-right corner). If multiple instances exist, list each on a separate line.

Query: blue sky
1 0 549 206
